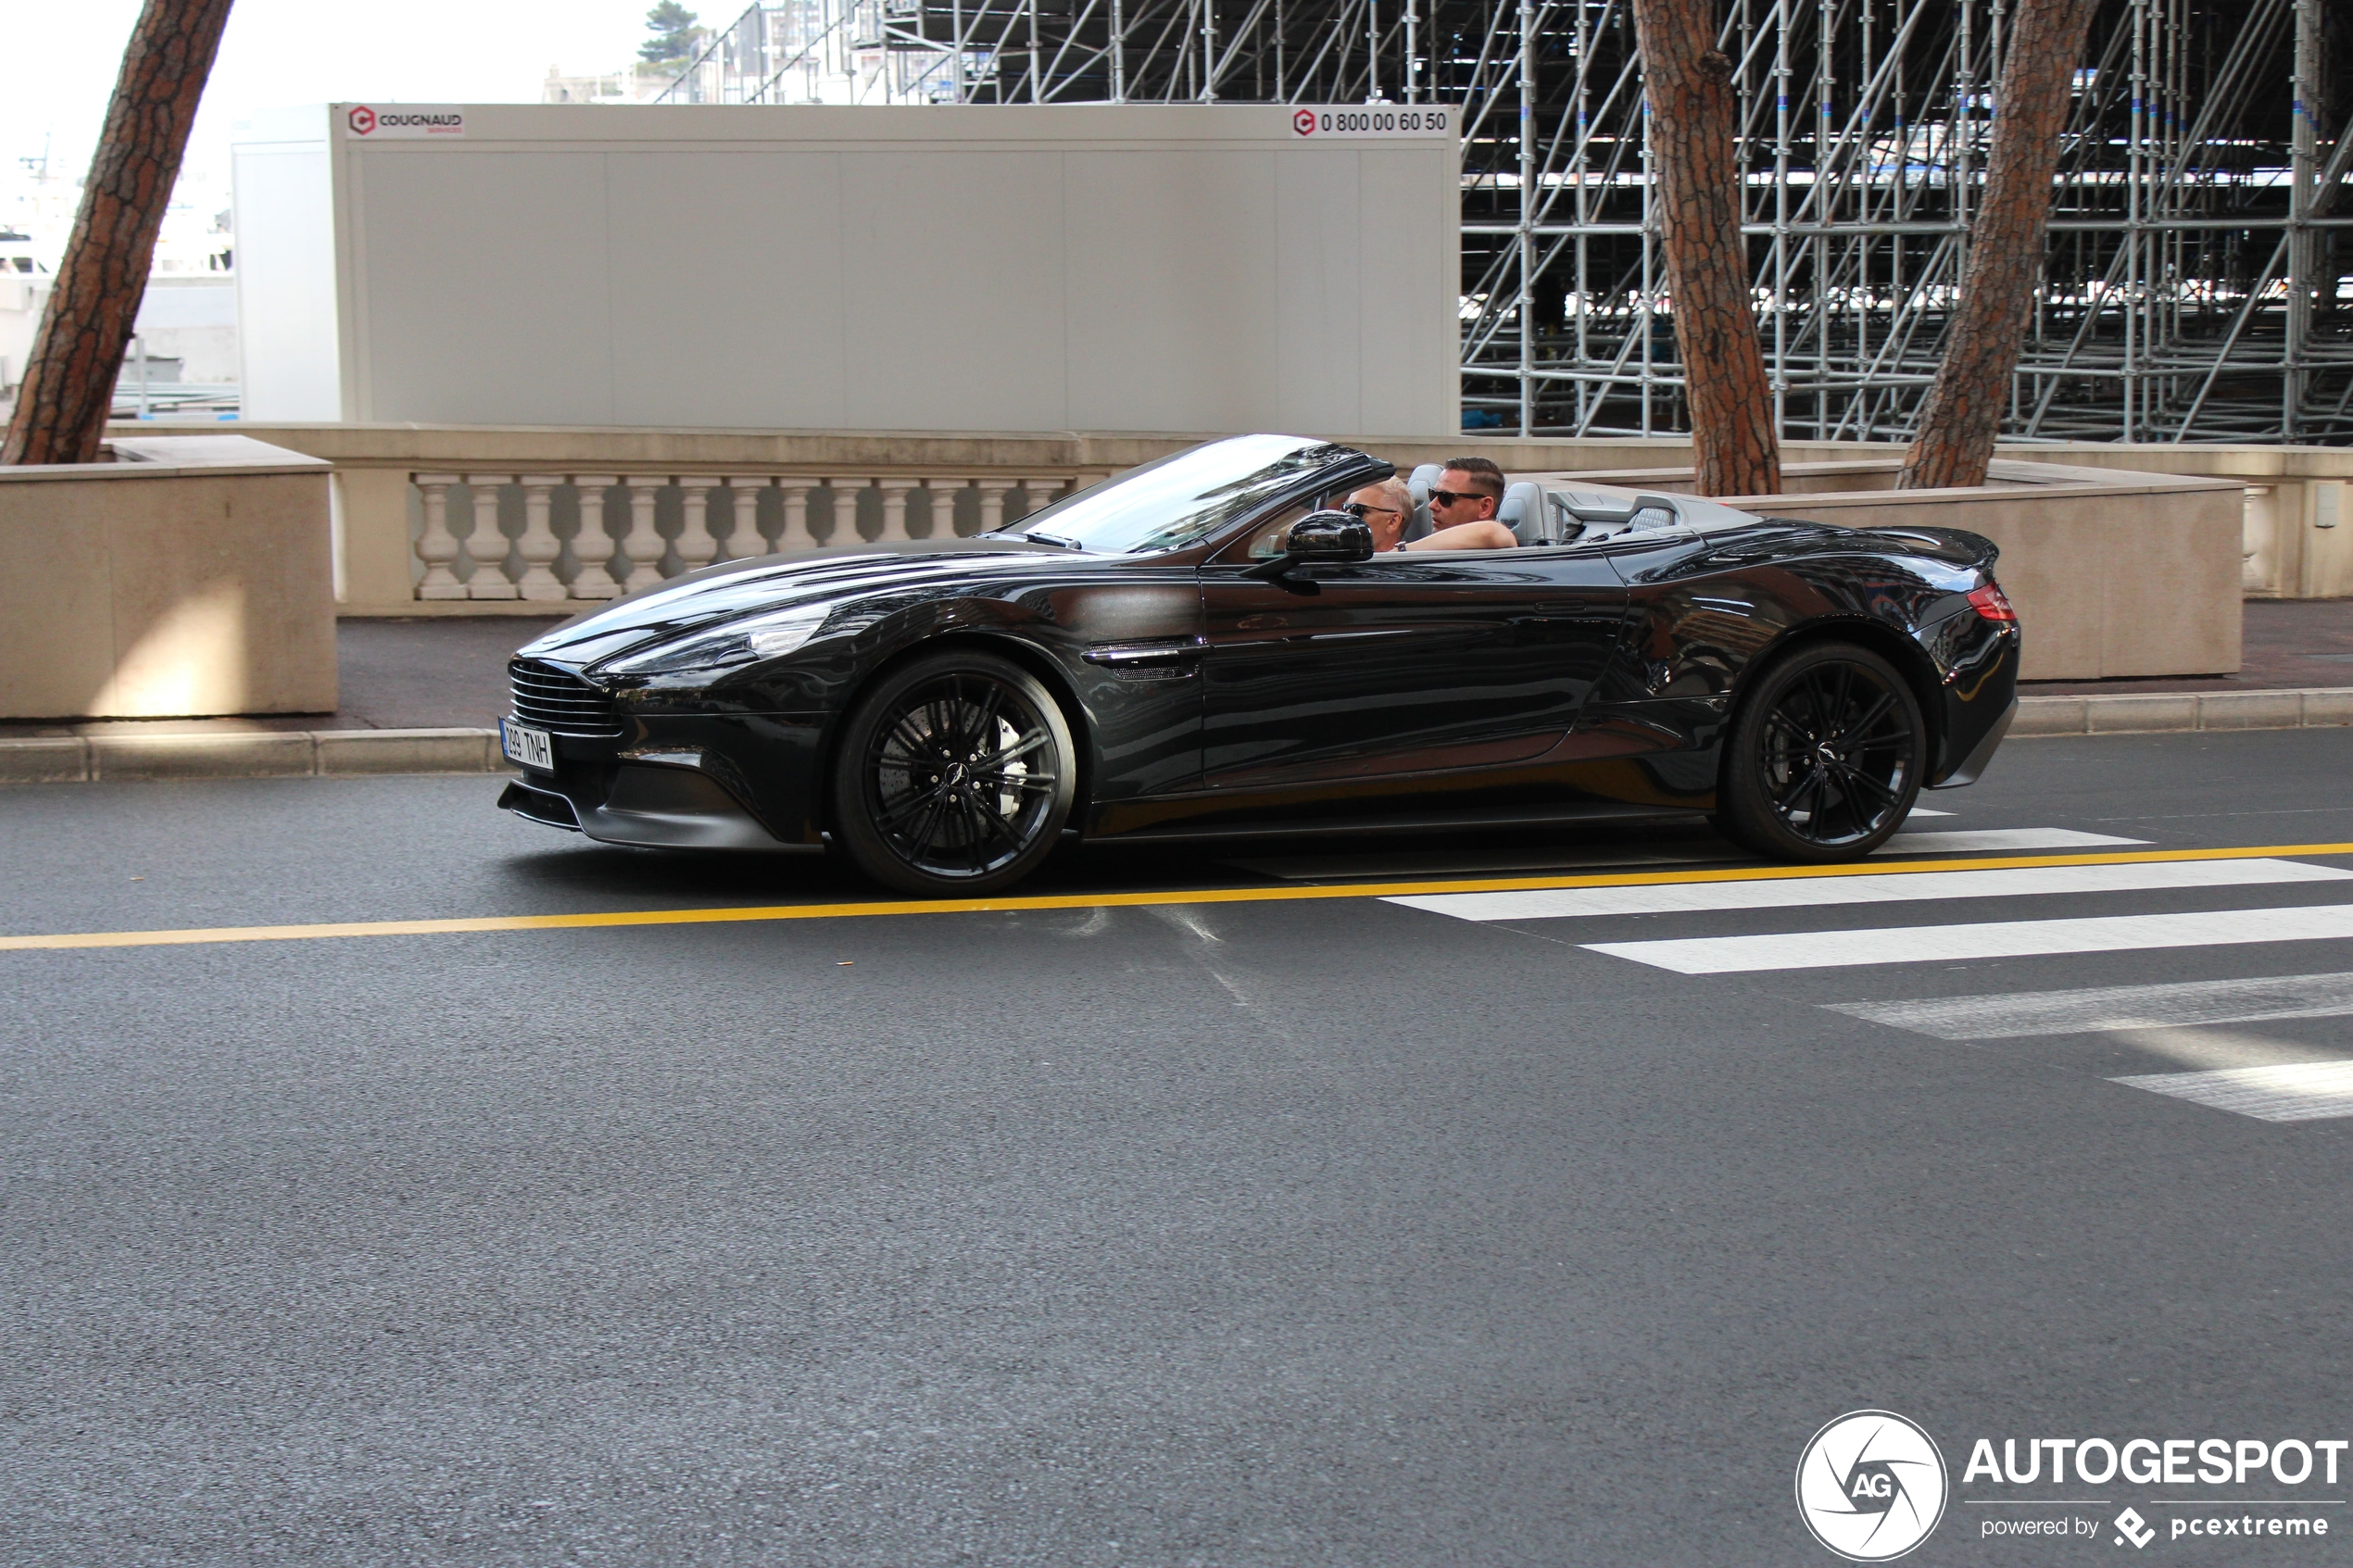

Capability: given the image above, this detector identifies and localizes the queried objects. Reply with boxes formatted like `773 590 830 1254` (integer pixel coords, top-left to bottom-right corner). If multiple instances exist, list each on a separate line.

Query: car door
1196 539 1630 793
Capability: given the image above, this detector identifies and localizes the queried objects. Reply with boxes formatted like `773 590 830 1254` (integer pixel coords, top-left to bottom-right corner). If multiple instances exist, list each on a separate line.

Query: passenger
1424 456 1518 547
1344 474 1515 552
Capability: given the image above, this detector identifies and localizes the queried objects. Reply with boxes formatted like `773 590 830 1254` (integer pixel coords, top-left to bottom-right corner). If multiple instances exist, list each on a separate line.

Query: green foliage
639 2 703 65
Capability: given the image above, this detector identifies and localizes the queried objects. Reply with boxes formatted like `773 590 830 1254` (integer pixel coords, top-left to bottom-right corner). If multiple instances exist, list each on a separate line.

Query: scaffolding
662 0 2350 444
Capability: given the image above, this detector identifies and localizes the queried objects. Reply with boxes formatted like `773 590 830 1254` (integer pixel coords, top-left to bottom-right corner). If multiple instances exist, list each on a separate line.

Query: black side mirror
1287 510 1377 561
1245 510 1375 586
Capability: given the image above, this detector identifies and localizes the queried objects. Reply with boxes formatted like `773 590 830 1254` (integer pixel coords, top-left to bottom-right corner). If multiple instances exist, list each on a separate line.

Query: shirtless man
1343 475 1516 553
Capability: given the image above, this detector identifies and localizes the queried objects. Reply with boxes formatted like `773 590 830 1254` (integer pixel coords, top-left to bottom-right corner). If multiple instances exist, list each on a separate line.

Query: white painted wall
232 110 344 420
230 104 1458 435
135 277 240 383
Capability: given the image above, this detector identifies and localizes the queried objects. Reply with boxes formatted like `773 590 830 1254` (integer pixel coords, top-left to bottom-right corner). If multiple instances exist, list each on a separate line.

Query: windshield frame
998 435 1384 557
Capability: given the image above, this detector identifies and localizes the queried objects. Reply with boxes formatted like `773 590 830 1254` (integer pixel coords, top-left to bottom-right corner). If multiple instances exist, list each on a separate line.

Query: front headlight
603 606 835 676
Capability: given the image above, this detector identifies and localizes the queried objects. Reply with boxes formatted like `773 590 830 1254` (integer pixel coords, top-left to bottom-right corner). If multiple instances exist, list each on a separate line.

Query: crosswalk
1390 820 2353 1126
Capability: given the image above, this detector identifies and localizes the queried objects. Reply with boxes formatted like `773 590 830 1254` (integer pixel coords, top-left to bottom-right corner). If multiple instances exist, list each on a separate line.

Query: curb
0 728 517 784
1 689 2347 784
2010 687 2353 737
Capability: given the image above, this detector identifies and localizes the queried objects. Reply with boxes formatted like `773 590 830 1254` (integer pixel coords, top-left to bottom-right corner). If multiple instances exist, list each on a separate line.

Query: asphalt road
6 731 2353 1566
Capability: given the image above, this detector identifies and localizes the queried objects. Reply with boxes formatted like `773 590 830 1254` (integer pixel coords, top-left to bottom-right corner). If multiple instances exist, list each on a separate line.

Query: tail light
1967 583 2017 622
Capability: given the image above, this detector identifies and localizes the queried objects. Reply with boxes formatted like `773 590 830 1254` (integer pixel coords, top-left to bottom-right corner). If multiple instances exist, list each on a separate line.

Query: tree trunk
1 0 237 467
1629 0 1780 497
1897 0 2099 490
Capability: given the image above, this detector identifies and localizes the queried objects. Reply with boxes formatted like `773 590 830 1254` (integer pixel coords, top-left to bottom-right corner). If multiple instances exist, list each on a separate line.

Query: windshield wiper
1023 530 1086 550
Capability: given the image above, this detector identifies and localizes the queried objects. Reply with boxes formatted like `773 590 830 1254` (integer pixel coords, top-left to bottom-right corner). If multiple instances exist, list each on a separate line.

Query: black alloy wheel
830 649 1078 896
1715 640 1924 862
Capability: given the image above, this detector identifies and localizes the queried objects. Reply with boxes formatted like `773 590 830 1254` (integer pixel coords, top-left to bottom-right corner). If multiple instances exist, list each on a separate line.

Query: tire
1715 640 1925 862
829 648 1079 896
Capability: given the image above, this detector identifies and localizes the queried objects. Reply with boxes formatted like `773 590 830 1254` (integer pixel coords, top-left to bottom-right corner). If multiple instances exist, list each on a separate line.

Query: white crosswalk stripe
1827 972 2353 1039
1584 905 2353 974
1387 858 2349 924
1875 828 2145 855
2108 1061 2353 1123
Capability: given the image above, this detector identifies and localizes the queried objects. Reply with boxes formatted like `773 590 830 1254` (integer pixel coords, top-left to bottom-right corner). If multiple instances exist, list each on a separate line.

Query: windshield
1000 434 1368 555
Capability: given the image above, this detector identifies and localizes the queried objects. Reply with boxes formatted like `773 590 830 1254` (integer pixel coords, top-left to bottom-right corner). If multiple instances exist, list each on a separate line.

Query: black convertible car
497 434 2020 895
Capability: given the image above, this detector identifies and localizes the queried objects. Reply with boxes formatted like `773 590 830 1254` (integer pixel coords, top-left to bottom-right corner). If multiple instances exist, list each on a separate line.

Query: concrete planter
0 435 334 719
1532 458 2246 683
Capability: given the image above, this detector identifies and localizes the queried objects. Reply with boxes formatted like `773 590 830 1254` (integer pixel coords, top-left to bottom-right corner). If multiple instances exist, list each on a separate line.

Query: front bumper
498 711 830 852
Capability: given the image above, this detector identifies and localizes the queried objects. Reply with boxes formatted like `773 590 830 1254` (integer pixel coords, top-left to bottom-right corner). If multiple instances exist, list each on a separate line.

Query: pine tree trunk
1897 0 2099 490
1629 0 1779 497
1 0 237 467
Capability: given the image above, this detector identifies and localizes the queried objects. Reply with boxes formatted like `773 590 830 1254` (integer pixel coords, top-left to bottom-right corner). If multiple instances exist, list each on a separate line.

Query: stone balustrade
408 471 1079 601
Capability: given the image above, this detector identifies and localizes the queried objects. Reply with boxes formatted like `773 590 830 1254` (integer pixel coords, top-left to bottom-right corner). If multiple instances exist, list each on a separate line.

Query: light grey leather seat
1496 480 1554 545
1402 462 1441 542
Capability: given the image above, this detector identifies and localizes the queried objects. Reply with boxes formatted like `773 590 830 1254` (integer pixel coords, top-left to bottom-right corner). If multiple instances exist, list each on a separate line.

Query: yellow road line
7 842 2353 953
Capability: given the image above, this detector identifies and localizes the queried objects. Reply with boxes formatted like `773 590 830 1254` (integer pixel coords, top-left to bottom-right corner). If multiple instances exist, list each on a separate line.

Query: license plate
500 719 553 771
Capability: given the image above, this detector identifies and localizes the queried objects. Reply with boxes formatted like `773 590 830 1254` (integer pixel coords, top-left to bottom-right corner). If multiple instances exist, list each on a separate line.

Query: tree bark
1629 0 1779 497
1897 0 2099 490
2 0 237 467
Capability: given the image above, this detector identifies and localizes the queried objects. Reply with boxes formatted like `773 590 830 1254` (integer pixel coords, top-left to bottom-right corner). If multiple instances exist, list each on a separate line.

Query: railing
408 470 1082 601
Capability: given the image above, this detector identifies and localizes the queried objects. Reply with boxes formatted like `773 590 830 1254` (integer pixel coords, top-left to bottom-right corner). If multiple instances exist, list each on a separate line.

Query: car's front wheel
830 649 1078 896
1715 640 1924 862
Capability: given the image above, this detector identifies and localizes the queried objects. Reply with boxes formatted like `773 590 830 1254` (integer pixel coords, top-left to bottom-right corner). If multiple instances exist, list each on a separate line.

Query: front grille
509 659 624 739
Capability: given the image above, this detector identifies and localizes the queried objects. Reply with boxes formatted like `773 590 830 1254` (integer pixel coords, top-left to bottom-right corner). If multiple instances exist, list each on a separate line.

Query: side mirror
1243 509 1374 587
1285 509 1377 562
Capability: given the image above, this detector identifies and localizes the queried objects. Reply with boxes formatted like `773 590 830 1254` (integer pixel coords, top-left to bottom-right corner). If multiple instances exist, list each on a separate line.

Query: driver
1344 478 1515 552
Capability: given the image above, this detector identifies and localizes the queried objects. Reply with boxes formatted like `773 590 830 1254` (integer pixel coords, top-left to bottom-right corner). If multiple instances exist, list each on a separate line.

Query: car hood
516 536 1071 668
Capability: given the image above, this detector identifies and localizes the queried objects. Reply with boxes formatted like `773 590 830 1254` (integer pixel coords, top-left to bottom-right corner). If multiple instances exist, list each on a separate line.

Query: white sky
2 0 664 196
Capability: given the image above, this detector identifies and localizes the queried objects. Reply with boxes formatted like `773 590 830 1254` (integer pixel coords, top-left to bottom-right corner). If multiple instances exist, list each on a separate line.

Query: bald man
1345 478 1515 553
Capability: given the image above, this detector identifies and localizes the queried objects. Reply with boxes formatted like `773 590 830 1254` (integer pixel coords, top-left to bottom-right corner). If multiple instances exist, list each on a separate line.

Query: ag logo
347 106 377 135
1795 1411 1948 1562
1292 108 1316 136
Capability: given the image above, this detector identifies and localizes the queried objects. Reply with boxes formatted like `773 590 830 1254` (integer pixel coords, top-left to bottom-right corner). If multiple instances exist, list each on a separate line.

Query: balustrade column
515 475 569 601
775 483 817 551
925 477 971 538
621 476 668 591
570 474 622 598
464 474 519 598
837 479 874 546
720 478 770 561
677 477 723 572
977 480 1014 534
1019 477 1067 520
877 480 916 544
414 473 466 599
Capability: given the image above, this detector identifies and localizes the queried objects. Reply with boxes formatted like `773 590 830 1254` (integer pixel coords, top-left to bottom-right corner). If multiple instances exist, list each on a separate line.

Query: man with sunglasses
1342 475 1515 553
1427 456 1512 533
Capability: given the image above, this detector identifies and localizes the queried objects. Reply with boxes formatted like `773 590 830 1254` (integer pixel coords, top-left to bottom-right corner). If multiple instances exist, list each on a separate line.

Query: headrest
1497 480 1547 544
1401 463 1446 540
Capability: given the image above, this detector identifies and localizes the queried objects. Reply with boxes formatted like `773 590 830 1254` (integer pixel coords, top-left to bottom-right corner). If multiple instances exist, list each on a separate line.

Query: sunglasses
1428 487 1491 508
1339 501 1403 519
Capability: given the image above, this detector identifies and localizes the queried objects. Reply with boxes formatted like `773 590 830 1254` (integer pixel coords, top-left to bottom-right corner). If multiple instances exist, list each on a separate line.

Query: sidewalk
1 603 2347 782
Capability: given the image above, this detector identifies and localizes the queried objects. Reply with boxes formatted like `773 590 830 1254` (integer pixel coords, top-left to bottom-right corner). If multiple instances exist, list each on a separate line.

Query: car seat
1556 492 1687 540
1497 480 1554 545
1402 463 1441 542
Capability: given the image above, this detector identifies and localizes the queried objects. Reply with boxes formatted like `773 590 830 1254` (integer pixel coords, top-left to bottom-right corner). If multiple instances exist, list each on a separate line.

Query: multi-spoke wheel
830 650 1078 895
1715 641 1924 862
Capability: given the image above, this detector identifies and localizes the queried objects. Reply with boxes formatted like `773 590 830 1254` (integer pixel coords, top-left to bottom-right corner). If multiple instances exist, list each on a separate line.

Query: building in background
638 0 2349 445
231 103 1456 433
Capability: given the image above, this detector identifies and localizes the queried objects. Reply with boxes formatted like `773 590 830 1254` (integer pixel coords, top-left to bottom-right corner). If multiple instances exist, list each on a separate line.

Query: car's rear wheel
1715 640 1924 862
830 649 1077 896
